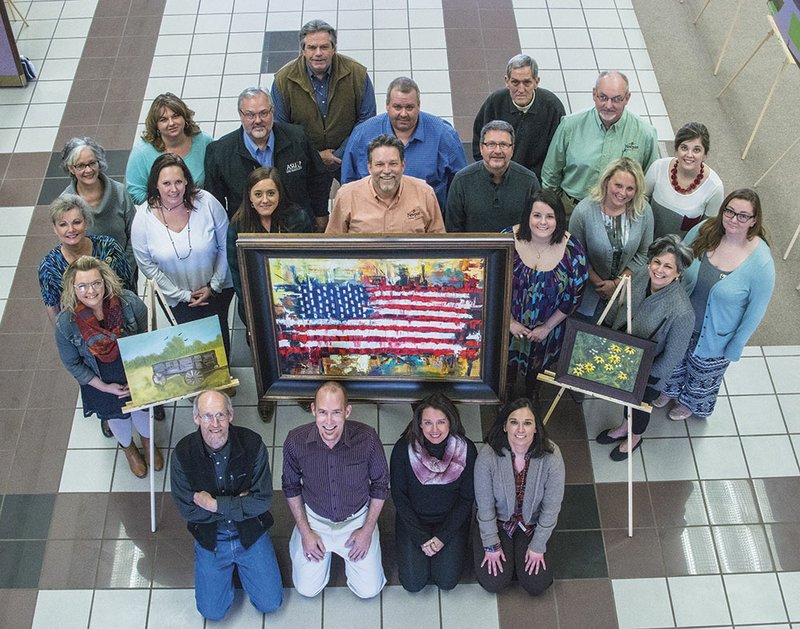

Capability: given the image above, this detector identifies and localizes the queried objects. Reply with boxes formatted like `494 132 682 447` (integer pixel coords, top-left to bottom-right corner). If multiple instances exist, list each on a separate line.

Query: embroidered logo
407 207 423 220
623 141 640 153
285 161 303 174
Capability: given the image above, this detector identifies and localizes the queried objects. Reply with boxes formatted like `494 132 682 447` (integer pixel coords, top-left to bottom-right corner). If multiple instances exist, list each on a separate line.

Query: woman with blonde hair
55 256 163 478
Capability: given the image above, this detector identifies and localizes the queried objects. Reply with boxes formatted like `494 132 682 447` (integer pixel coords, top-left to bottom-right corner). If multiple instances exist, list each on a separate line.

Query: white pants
289 503 386 599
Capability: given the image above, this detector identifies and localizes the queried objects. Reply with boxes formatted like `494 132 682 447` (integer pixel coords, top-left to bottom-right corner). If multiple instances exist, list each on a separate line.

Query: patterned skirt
662 332 730 418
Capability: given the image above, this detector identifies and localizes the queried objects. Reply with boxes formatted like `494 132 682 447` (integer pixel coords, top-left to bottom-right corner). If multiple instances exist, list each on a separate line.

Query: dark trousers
627 386 659 435
472 520 553 596
171 287 234 359
395 519 468 592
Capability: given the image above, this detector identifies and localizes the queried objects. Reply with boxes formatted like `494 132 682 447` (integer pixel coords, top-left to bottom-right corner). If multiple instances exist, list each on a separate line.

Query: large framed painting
554 318 657 406
237 234 515 403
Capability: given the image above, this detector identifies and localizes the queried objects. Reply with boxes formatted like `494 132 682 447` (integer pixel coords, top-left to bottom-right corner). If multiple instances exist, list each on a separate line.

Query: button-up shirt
282 421 389 523
242 128 275 167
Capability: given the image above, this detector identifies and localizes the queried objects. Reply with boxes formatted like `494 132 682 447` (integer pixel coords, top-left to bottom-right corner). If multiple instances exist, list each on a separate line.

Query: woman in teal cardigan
657 188 774 420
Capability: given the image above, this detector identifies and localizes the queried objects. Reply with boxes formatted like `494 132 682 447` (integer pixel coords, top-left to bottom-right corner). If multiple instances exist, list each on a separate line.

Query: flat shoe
596 429 625 445
100 419 113 438
651 393 672 408
610 438 642 462
668 404 692 421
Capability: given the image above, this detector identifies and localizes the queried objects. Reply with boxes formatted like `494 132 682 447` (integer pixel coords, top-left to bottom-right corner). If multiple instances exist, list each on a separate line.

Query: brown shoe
140 437 164 472
121 442 147 478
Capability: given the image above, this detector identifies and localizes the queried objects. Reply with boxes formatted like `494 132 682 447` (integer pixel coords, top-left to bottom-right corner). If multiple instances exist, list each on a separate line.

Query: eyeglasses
197 411 230 423
239 108 273 121
722 208 755 223
482 141 513 150
72 160 98 171
75 280 103 293
595 93 627 104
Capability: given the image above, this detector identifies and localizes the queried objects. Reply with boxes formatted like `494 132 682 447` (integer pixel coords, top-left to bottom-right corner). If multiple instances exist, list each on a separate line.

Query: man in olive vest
272 19 376 181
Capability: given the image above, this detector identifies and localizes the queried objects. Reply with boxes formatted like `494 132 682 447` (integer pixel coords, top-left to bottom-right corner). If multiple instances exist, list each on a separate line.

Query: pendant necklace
158 202 192 260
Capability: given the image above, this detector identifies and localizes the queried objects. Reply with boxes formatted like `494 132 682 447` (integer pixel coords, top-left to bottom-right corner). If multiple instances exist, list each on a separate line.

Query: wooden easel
716 14 798 159
5 0 29 26
537 276 652 537
122 280 239 532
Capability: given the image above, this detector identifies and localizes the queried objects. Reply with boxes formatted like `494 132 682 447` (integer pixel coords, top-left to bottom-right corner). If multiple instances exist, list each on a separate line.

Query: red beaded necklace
670 159 704 194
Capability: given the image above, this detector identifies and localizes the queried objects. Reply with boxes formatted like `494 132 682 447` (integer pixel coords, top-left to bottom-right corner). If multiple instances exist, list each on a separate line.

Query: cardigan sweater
474 442 565 554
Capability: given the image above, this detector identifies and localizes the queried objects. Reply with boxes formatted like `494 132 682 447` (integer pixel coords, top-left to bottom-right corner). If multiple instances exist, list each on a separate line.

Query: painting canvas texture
566 330 645 393
768 0 800 66
266 256 485 379
118 316 231 408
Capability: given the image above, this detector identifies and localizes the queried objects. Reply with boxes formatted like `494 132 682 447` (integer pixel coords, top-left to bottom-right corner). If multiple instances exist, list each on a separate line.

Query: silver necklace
158 203 192 260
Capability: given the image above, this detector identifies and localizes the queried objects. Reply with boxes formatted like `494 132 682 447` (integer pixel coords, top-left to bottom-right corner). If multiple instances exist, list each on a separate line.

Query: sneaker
668 403 692 421
651 393 672 408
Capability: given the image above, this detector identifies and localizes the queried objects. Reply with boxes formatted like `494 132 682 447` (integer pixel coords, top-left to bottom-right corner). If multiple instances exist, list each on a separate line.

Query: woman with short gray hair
595 234 695 460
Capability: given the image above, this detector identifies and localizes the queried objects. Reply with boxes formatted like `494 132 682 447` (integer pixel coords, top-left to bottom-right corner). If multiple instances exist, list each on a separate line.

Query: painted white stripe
276 318 467 330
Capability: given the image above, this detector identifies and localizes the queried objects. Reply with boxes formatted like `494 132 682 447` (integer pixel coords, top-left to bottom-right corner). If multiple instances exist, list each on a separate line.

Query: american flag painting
268 257 485 379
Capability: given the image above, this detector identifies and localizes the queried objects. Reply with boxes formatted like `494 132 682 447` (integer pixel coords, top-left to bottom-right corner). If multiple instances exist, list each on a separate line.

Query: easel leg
716 30 772 98
742 59 791 159
6 0 30 26
713 0 742 76
149 405 156 533
542 387 566 425
782 221 800 261
627 405 634 537
754 134 800 187
693 0 712 24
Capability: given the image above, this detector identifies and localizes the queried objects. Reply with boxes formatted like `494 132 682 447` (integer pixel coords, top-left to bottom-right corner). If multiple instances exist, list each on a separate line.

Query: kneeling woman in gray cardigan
473 398 565 596
595 235 695 461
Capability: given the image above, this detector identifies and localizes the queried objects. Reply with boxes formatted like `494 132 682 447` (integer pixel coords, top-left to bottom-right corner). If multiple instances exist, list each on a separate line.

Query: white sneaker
652 393 672 408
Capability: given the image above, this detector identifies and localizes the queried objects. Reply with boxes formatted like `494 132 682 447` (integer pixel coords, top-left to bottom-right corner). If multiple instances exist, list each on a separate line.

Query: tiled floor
1 0 799 627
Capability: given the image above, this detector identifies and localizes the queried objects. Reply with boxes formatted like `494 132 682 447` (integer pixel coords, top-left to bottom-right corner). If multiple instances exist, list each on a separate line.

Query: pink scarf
408 436 467 485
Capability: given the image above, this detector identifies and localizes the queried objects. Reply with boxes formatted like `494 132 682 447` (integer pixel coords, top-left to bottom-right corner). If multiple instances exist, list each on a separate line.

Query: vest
174 425 273 551
273 53 368 151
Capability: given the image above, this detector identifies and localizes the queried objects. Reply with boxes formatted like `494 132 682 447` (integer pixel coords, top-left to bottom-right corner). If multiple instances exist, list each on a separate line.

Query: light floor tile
14 125 58 152
411 48 448 71
423 92 453 118
780 395 800 433
687 396 737 437
182 75 222 99
566 91 594 112
519 28 556 49
588 28 628 49
373 29 411 49
195 13 232 34
30 79 73 104
643 91 667 116
374 49 412 73
148 589 204 628
585 8 622 28
636 69 661 92
767 356 800 394
221 73 259 97
691 436 749 479
550 8 585 28
630 48 653 70
382 585 440 629
274 405 314 446
191 34 229 55
271 446 282 492
224 52 263 75
53 18 92 39
59 448 117 492
0 267 14 300
110 449 169 492
228 367 260 405
724 573 788 625
200 0 232 12
409 27 445 48
150 55 190 77
378 403 412 445
230 12 267 32
61 0 98 19
155 34 194 56
725 357 775 395
515 8 551 28
89 589 150 629
732 395 787 435
624 27 647 48
265 12 303 31
779 572 800 622
643 437 697 481
524 48 560 70
440 583 498 628
67 408 116 449
0 209 29 239
165 0 199 14
206 589 265 627
764 345 800 356
23 102 66 127
741 436 800 478
38 57 80 81
411 70 450 94
0 299 5 321
323 586 381 629
17 19 59 41
32 590 93 629
558 48 599 70
642 408 688 438
667 575 731 627
612 577 674 629
337 10 373 30
594 48 634 70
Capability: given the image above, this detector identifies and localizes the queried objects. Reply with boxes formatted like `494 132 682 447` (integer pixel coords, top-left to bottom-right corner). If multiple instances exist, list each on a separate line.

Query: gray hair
506 54 538 80
192 389 234 418
299 19 337 48
237 86 271 110
647 234 694 274
480 120 515 145
49 193 94 229
61 137 108 177
385 76 420 104
596 70 630 91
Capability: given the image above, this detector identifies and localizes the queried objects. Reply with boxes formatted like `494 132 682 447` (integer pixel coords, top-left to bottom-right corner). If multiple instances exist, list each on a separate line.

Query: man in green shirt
541 71 659 213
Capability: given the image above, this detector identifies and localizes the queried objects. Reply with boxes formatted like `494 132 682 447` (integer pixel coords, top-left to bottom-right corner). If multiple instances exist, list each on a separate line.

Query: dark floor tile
105 150 130 177
702 479 761 524
27 206 55 235
595 482 654 529
152 537 194 587
603 528 664 578
55 126 99 153
0 178 42 207
35 333 61 370
712 524 773 573
27 369 79 409
104 492 159 539
38 538 102 588
0 152 11 179
443 28 484 50
107 74 148 102
95 538 155 588
0 494 55 540
0 298 50 335
94 0 132 18
0 588 37 628
61 100 104 127
0 452 14 495
9 264 42 298
18 407 75 453
263 30 298 52
477 7 517 29
82 36 122 58
658 526 719 576
18 235 60 268
157 493 192 539
765 522 800 571
129 0 166 16
118 36 158 60
94 124 138 150
271 535 293 587
68 78 111 103
263 51 296 74
649 480 707 527
442 6 481 30
497 583 557 627
37 176 72 205
5 152 49 180
554 578 617 629
543 399 586 440
754 476 800 522
0 369 34 409
0 334 42 370
123 15 162 38
49 493 109 539
76 57 118 81
559 440 593 484
100 100 144 126
559 484 600 530
448 69 491 96
549 530 607 579
88 16 127 38
0 540 46 588
6 447 65 494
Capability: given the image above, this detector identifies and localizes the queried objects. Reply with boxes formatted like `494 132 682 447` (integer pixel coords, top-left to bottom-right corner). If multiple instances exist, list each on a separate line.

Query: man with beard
326 134 445 234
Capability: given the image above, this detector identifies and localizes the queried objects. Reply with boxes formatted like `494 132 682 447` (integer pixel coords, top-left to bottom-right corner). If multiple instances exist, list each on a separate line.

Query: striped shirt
282 420 389 522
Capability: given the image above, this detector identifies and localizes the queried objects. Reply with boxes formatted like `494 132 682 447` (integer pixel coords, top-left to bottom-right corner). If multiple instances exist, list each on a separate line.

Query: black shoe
595 429 625 445
610 438 642 462
100 419 113 438
298 401 313 413
153 405 166 421
257 400 275 423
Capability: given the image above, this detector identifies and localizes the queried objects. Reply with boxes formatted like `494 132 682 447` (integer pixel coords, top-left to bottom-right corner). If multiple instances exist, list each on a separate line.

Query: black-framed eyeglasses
596 93 626 104
72 160 98 171
722 207 755 223
239 108 273 121
482 141 513 150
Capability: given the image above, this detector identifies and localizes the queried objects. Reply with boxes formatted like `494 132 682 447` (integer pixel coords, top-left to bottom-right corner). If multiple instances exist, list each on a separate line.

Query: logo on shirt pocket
407 207 423 221
286 161 303 174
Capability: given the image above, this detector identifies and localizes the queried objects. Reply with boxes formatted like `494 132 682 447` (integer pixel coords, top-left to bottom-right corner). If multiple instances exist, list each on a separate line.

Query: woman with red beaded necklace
644 122 724 239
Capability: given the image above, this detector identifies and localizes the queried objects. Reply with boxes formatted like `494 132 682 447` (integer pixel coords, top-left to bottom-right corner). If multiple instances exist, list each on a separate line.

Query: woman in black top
390 393 478 592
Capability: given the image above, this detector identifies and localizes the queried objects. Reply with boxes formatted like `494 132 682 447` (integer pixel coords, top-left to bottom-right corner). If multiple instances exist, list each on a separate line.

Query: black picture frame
554 318 657 406
236 233 515 403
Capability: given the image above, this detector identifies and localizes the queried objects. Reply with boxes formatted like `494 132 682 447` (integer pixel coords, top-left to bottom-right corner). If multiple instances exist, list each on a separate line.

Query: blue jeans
194 528 283 620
